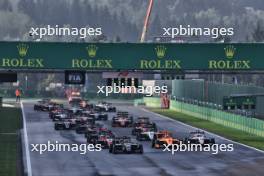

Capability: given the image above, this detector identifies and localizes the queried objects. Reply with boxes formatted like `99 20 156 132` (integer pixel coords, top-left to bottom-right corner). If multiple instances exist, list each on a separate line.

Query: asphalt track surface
22 102 264 176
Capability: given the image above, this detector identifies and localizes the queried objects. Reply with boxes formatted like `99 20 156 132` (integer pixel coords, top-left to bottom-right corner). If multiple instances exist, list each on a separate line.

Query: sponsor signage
208 45 250 70
223 96 256 109
0 42 262 71
65 71 85 85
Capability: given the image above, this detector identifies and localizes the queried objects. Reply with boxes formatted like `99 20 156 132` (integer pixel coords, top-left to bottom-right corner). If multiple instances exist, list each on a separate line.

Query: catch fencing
141 97 264 137
172 79 264 117
172 79 264 104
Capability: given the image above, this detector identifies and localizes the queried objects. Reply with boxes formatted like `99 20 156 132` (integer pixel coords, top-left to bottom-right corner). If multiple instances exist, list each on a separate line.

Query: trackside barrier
142 97 161 108
141 97 264 137
134 99 145 106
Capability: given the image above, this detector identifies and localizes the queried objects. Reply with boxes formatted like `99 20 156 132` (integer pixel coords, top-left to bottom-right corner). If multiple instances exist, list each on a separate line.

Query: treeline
0 0 140 42
86 0 264 42
1 0 264 42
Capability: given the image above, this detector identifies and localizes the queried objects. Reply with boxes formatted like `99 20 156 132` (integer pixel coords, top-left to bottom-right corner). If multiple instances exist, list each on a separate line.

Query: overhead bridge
0 42 263 72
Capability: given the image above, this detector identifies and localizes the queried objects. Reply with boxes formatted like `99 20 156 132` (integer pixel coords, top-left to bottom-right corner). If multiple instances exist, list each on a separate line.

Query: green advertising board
0 42 263 71
223 96 256 108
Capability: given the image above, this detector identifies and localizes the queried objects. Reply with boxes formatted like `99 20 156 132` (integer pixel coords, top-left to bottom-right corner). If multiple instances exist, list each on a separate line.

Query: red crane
140 0 154 42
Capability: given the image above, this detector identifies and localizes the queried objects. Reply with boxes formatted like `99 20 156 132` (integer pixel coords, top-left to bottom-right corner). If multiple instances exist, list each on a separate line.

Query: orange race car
151 130 181 149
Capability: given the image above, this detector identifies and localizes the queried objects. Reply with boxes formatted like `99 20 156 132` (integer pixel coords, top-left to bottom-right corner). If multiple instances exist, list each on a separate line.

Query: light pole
25 75 28 90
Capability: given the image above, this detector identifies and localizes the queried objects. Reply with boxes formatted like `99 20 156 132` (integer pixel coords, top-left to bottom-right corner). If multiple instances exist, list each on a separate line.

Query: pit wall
139 97 264 137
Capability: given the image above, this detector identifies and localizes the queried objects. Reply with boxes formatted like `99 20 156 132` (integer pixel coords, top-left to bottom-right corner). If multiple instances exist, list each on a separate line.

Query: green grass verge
150 108 264 151
0 107 22 133
0 107 22 176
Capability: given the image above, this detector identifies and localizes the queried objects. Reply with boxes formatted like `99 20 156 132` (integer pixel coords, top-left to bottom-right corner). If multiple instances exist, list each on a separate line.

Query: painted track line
141 107 264 154
21 101 33 176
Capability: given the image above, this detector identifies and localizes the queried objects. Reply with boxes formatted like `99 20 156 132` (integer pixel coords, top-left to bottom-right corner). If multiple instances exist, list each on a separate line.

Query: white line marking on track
140 108 264 154
3 103 15 107
21 101 33 176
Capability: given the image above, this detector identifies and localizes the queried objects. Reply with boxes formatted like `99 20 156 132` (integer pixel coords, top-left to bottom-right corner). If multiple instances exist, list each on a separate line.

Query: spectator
15 89 21 102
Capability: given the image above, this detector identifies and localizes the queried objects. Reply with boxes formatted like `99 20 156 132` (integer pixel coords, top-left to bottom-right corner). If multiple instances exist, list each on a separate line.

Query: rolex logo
155 45 166 59
17 43 29 57
86 45 98 58
224 45 236 59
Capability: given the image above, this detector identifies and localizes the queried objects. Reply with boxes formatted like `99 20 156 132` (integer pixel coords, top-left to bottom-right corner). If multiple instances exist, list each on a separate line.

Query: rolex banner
0 42 263 71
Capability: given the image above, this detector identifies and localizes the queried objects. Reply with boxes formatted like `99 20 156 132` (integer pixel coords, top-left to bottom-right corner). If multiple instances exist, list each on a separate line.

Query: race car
68 90 82 105
54 119 77 130
75 124 92 134
136 124 157 141
132 117 157 135
69 96 82 106
33 99 50 111
86 129 115 149
68 107 83 116
85 127 102 141
51 112 69 121
75 116 95 125
96 132 115 149
112 112 133 127
109 137 143 154
88 112 108 121
49 108 65 119
152 131 181 149
79 123 104 135
184 131 215 145
34 100 63 111
79 100 94 109
95 102 116 112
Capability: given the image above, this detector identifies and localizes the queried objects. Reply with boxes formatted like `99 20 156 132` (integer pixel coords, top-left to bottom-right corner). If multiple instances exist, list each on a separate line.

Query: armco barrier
141 97 264 137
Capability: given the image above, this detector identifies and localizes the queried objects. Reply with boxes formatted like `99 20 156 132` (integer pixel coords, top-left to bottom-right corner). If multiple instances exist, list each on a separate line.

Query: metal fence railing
141 97 264 137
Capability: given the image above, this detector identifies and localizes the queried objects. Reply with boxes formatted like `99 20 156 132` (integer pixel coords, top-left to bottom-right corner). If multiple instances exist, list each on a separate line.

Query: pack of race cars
34 99 216 154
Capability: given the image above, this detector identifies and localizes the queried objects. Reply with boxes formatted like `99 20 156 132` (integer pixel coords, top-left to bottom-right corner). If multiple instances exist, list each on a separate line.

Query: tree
70 0 83 27
149 15 162 39
18 0 35 17
252 21 264 42
115 35 121 42
83 2 93 25
0 0 12 11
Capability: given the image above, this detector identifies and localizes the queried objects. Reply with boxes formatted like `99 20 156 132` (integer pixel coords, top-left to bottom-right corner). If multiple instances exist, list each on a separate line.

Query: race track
22 102 264 176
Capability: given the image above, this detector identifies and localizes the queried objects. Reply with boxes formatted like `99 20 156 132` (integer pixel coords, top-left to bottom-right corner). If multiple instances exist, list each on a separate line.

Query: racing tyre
139 145 144 154
113 147 118 154
109 145 113 153
151 140 155 148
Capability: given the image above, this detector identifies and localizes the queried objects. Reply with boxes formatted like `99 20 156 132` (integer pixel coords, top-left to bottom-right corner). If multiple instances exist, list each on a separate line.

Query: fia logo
68 74 83 82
